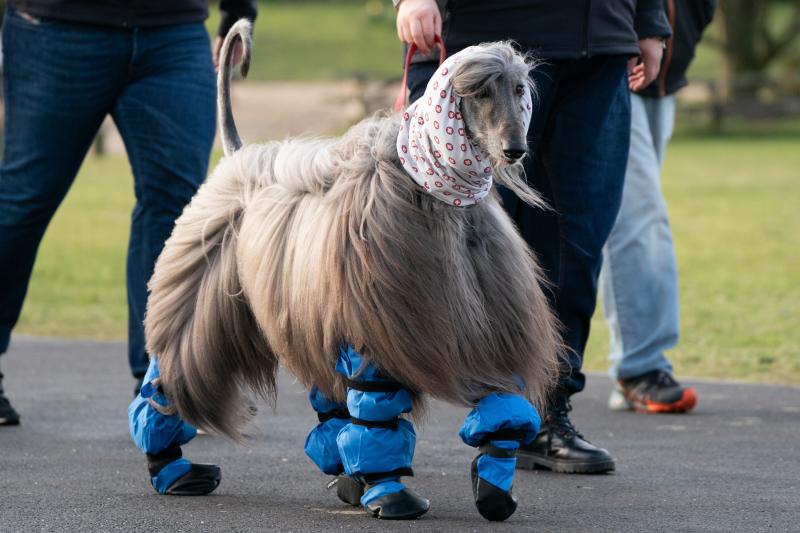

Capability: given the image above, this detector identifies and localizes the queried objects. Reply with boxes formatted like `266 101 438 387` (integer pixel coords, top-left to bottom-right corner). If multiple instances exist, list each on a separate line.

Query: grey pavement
1 337 798 532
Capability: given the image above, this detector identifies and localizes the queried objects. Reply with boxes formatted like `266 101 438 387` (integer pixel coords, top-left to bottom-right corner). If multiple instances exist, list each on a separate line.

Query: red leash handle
394 35 447 112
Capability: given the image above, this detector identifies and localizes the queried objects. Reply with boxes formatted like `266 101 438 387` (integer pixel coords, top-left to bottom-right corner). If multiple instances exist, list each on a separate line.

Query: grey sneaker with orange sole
612 370 697 414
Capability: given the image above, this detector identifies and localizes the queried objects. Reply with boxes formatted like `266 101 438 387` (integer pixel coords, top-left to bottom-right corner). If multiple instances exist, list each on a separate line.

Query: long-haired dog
144 20 560 521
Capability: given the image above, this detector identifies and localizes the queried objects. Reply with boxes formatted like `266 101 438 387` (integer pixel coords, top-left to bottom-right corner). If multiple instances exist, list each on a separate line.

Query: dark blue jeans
0 8 216 379
408 56 631 396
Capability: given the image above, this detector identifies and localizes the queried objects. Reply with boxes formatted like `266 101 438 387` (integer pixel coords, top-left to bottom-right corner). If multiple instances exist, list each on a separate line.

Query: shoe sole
335 476 364 506
516 453 615 474
0 416 20 426
632 388 697 414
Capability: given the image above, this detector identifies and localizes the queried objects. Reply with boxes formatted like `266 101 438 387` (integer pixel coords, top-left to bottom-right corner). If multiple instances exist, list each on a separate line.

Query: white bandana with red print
396 47 533 207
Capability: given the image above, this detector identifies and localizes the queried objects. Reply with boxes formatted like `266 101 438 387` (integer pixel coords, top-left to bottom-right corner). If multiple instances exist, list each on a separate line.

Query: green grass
583 127 800 383
206 0 401 81
15 126 800 384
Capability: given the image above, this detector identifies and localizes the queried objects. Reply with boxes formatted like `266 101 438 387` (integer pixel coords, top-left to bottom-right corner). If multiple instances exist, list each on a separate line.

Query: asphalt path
1 337 798 532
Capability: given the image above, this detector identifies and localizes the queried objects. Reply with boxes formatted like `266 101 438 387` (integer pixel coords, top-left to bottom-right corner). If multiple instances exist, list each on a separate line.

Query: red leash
393 35 447 112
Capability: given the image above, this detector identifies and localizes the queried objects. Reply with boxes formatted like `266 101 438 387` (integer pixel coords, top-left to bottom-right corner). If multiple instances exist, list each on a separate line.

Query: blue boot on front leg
335 345 430 520
460 392 541 521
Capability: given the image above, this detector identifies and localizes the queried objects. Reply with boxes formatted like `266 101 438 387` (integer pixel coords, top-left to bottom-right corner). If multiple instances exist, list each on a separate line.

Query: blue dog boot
460 392 541 522
147 445 221 496
334 344 430 520
471 441 519 521
129 358 220 496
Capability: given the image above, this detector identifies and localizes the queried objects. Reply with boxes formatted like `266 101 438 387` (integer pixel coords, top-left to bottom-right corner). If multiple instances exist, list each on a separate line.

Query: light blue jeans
599 94 678 381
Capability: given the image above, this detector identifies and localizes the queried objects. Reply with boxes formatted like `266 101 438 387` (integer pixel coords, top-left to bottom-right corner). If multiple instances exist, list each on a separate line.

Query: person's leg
513 56 631 473
602 94 696 413
600 94 677 382
0 8 127 423
110 23 216 385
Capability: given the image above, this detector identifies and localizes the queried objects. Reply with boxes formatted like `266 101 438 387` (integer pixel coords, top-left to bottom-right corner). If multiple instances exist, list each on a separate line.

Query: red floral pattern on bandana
396 47 533 207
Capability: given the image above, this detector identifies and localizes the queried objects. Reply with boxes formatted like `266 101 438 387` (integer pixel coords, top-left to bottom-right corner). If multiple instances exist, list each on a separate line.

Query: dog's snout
502 146 527 161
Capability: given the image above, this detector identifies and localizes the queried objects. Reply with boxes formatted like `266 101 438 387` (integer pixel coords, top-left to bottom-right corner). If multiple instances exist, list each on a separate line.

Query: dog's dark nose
502 147 527 161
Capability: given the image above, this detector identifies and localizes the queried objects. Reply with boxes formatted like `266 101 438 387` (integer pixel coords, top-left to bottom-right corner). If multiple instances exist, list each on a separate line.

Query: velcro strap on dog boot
460 392 541 521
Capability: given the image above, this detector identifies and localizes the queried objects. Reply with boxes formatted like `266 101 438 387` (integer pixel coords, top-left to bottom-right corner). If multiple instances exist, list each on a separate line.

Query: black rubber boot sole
471 456 517 521
516 451 615 474
165 464 222 495
331 475 365 506
365 488 430 520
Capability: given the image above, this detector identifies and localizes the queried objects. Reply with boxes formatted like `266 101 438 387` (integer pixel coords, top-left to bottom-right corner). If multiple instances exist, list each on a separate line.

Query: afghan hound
143 19 560 521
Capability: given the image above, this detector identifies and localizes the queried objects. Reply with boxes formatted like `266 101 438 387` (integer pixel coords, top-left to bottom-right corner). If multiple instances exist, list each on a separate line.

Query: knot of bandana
396 47 533 207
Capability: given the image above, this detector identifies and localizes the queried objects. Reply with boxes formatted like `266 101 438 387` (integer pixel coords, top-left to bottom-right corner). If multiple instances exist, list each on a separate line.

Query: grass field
12 125 800 384
206 0 401 81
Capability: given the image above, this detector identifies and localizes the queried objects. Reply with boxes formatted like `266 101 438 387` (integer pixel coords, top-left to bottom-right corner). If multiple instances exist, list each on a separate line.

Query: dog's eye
515 84 525 96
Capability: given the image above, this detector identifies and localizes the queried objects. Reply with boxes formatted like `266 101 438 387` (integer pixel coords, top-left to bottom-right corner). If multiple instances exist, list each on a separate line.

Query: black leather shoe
0 372 20 426
516 395 615 474
364 487 430 520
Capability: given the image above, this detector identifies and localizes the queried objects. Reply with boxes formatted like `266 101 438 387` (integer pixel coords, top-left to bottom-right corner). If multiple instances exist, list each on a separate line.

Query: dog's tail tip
218 18 254 156
231 19 253 79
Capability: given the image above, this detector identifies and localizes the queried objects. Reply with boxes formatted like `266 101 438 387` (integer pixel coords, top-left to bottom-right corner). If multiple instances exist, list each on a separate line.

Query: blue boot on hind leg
460 392 541 521
128 358 221 495
304 385 365 505
333 345 430 519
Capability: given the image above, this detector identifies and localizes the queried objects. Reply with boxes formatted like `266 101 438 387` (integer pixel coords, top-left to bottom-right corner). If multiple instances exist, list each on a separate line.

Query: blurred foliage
714 0 800 98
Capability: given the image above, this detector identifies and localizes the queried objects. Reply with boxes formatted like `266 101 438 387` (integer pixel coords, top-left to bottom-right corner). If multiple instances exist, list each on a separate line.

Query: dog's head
450 42 536 169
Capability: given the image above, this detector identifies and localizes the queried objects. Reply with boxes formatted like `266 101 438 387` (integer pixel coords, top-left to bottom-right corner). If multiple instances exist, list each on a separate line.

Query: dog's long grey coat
144 20 561 439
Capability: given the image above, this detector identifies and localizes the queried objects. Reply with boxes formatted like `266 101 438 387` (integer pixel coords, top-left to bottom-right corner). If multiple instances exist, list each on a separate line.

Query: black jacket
442 0 673 59
7 0 256 37
639 0 716 97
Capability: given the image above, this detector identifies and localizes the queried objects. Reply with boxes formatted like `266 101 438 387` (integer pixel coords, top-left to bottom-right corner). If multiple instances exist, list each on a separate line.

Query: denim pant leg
503 57 631 396
599 94 678 380
111 23 216 378
0 9 127 355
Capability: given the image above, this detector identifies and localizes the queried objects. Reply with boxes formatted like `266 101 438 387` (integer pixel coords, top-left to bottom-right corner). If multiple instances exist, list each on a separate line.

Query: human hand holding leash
396 0 442 55
627 37 665 91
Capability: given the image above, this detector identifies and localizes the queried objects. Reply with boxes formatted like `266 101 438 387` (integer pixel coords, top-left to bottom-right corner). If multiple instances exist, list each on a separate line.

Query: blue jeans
599 94 678 380
0 8 216 378
408 56 631 395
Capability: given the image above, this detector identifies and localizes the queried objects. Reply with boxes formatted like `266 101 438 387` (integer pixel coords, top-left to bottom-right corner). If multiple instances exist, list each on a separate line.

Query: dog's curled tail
218 18 253 156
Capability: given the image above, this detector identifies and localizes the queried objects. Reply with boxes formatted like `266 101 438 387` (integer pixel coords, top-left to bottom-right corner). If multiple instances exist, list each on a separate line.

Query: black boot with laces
516 395 614 474
0 372 21 426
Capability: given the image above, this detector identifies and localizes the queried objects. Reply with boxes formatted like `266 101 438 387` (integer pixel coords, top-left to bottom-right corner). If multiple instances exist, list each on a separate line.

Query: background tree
716 0 800 99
